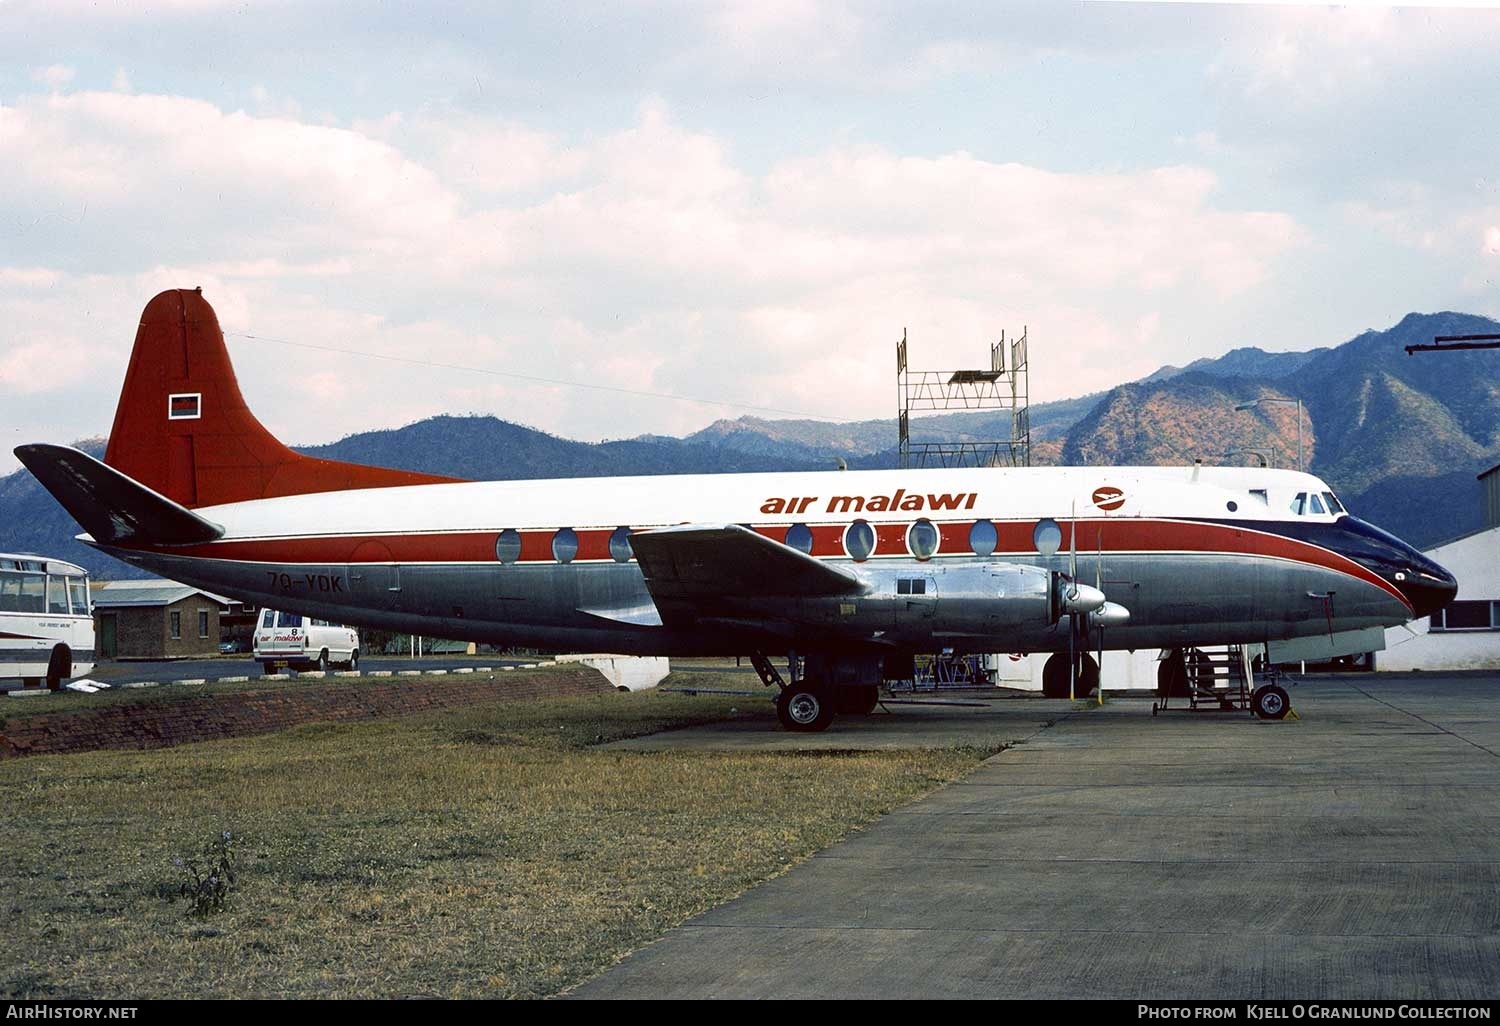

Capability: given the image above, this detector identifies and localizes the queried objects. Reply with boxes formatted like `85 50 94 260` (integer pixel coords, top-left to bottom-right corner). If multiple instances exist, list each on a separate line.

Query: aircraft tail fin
14 443 225 547
103 288 461 508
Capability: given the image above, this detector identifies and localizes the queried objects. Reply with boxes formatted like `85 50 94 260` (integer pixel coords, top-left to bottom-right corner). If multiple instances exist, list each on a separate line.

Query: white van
253 610 360 673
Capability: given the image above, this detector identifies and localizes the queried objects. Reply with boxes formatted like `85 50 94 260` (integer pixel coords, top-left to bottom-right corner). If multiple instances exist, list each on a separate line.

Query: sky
3 1 1500 475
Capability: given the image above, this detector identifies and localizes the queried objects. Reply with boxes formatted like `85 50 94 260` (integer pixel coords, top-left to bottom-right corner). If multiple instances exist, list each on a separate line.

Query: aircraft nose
1335 517 1458 619
1399 559 1458 620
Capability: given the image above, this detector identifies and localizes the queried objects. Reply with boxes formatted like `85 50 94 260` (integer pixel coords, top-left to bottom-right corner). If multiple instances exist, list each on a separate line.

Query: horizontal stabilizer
629 524 862 608
14 443 224 547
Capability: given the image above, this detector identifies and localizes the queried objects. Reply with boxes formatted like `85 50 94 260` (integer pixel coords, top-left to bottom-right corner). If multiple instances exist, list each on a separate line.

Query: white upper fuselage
192 464 1342 544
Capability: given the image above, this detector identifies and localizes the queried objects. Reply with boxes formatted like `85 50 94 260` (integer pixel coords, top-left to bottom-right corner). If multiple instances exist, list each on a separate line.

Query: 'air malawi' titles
760 491 979 515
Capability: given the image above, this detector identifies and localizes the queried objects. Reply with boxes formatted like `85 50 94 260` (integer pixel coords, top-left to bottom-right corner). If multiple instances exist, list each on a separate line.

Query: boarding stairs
1153 644 1255 715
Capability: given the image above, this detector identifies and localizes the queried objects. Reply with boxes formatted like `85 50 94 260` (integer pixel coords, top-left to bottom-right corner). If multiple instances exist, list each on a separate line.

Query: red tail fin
104 289 462 508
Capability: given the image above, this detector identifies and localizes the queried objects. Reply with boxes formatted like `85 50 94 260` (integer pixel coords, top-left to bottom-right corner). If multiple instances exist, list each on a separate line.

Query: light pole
1222 447 1277 468
1233 397 1304 473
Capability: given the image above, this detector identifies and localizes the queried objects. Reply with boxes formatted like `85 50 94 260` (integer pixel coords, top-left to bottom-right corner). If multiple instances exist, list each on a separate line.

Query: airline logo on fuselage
1092 486 1125 511
760 491 979 515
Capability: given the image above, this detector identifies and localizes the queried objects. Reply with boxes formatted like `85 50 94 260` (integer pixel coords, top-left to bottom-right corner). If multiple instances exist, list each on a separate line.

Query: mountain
1058 312 1500 546
298 415 844 480
1142 346 1331 385
6 311 1498 577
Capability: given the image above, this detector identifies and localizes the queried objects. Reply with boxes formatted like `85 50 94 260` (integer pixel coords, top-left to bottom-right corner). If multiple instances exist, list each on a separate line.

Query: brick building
91 580 242 660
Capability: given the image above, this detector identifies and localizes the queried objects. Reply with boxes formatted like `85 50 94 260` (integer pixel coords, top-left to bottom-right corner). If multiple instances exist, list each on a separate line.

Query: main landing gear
1041 651 1098 699
750 652 884 732
776 686 835 732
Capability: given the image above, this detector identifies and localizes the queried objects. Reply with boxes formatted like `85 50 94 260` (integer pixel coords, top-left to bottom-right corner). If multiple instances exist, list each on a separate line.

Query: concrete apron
572 674 1500 999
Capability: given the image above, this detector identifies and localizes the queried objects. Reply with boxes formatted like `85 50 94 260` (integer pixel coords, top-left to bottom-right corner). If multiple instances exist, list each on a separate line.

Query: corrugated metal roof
91 579 233 608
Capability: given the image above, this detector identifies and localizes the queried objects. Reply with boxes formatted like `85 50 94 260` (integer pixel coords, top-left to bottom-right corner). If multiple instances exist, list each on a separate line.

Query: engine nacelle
858 562 1056 635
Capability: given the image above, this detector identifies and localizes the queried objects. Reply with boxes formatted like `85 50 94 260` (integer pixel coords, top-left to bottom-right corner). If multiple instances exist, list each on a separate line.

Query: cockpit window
1309 493 1326 515
1290 492 1307 516
1249 489 1269 506
1323 491 1345 514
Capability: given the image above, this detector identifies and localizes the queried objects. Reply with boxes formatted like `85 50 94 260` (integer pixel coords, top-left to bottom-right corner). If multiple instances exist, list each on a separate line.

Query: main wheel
45 645 72 691
1252 684 1290 720
838 685 880 715
1043 652 1098 698
777 687 835 732
1157 650 1191 698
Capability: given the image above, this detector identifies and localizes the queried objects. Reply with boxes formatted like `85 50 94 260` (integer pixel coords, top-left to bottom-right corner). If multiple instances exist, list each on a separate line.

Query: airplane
17 289 1457 730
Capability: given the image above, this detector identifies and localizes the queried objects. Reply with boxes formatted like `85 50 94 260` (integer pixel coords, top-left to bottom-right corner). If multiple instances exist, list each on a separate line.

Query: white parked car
253 609 359 673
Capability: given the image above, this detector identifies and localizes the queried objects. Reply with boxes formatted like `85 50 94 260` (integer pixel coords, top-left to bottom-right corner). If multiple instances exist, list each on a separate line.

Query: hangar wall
1380 526 1500 672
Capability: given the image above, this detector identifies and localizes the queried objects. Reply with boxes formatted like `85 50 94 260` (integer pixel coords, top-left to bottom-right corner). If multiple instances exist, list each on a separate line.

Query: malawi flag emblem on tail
168 393 202 420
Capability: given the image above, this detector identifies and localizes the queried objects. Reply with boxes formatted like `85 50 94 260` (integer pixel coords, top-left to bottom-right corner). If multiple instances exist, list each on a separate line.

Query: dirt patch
0 668 613 758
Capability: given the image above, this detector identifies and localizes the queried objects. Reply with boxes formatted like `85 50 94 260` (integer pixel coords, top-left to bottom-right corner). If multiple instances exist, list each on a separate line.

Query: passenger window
277 612 302 628
609 527 633 563
908 519 939 560
68 578 88 615
495 529 522 564
19 575 44 613
1290 492 1307 516
552 528 579 564
261 609 275 629
1309 494 1326 515
844 520 875 561
969 520 998 556
785 523 813 554
46 576 68 615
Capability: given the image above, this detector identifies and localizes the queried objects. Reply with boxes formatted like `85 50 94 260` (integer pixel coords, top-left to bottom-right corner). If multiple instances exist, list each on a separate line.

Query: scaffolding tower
897 328 1031 469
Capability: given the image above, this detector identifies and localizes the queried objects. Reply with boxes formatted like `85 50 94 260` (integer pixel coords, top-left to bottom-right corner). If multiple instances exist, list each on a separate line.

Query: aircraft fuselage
97 464 1453 659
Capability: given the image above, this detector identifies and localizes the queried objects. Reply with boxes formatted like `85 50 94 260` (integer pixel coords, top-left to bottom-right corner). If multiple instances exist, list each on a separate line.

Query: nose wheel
1252 683 1291 720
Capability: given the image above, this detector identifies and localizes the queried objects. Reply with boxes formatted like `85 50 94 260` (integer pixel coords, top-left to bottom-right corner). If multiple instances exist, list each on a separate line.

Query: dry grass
0 682 994 999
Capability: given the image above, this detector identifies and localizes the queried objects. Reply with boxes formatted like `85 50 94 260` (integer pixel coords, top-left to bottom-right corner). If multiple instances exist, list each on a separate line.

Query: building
91 580 248 660
1380 465 1500 671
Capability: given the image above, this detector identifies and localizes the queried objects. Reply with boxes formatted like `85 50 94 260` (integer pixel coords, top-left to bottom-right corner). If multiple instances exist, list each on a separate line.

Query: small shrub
175 831 237 917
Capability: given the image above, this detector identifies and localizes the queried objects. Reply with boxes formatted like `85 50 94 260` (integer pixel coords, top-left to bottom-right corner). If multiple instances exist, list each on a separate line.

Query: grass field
1 677 997 999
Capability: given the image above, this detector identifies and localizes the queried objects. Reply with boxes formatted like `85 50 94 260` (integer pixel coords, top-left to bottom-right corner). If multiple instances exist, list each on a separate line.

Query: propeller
1068 513 1076 701
1095 529 1104 705
1058 510 1131 702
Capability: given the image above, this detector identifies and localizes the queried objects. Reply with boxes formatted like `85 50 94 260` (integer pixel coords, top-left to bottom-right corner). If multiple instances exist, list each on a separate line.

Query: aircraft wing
629 524 863 618
14 443 225 547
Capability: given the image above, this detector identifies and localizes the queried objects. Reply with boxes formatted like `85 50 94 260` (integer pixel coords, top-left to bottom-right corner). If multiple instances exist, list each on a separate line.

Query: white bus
0 554 95 690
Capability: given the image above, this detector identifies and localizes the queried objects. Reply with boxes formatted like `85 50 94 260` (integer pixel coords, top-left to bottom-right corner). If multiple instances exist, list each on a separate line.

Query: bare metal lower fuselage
114 540 1411 659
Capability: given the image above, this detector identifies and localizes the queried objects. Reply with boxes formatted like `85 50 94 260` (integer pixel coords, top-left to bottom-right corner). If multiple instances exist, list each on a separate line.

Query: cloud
2 90 460 269
30 65 74 88
0 87 1307 474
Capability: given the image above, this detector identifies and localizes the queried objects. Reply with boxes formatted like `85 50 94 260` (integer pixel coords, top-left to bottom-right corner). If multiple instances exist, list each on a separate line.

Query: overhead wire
222 331 838 422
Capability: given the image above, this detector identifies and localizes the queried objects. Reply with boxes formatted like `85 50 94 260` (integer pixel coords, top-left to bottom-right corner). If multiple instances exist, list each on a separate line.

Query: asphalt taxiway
575 674 1500 999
